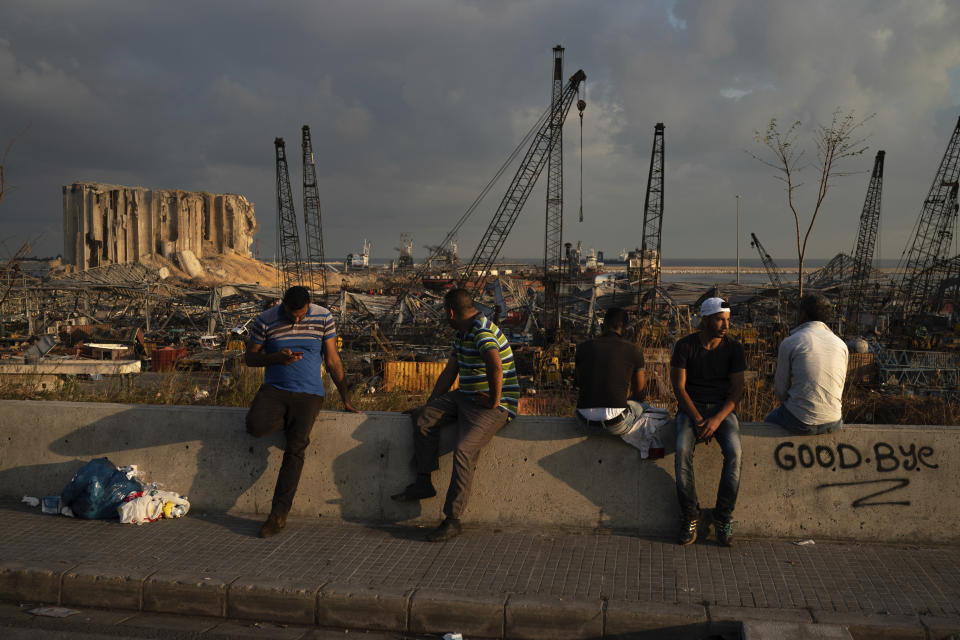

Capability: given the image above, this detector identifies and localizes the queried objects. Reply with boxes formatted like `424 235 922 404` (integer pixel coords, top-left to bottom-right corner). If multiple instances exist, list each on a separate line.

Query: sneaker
390 480 437 502
678 516 698 546
714 518 734 546
426 518 462 542
259 511 287 538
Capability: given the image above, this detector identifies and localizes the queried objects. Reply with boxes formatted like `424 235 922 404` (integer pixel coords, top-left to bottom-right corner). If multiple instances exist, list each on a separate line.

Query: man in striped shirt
245 286 357 538
392 288 519 541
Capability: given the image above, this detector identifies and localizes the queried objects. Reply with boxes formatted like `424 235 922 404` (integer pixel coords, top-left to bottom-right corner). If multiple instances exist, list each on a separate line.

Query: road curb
227 575 323 625
0 559 76 605
61 564 148 611
142 570 236 617
504 593 603 640
409 588 506 638
811 610 925 640
604 600 707 635
315 582 412 632
2 563 959 639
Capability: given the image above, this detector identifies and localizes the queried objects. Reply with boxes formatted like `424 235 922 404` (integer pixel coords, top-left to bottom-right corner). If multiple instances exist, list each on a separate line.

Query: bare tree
752 108 872 297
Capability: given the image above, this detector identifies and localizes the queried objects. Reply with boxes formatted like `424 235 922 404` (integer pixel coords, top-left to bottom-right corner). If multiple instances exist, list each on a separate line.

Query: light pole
736 194 741 285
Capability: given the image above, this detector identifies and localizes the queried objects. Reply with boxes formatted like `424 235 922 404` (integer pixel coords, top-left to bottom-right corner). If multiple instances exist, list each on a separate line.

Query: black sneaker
426 518 462 542
390 481 437 502
714 518 734 546
678 516 698 546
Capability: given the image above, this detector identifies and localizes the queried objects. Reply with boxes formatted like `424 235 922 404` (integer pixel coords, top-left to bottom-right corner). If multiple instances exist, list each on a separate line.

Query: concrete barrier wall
0 400 957 543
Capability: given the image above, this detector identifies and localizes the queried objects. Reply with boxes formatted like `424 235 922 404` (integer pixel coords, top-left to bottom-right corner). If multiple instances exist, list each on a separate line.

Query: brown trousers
412 390 509 519
246 384 325 515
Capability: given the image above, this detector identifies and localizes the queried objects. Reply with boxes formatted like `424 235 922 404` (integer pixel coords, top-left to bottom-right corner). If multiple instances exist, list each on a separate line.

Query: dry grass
1 365 957 425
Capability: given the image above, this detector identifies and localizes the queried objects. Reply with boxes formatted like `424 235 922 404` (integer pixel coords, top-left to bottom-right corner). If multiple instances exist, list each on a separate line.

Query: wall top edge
0 399 956 433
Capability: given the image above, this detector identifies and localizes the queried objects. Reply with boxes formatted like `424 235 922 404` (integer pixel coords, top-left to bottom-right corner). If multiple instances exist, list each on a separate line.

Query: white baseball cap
700 297 731 317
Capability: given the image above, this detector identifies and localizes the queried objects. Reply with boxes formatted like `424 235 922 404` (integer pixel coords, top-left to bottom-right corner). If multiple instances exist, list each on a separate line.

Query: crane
750 232 784 289
896 115 960 315
274 138 304 293
301 125 327 300
458 69 587 295
637 123 665 319
543 45 566 332
845 150 884 334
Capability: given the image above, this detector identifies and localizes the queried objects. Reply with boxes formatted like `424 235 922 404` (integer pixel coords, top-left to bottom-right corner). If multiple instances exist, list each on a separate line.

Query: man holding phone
670 297 745 546
245 286 357 538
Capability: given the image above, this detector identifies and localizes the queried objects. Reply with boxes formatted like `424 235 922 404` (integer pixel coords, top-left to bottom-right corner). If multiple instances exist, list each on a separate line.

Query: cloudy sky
1 0 959 266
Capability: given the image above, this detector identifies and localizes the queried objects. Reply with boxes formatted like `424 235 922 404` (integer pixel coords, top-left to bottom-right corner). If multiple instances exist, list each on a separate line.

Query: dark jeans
246 384 325 515
412 390 510 519
764 404 843 435
675 402 742 523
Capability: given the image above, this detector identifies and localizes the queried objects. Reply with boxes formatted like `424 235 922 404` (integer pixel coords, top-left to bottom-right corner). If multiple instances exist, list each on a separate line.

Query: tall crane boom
301 125 327 299
846 150 884 333
459 69 587 294
275 138 304 293
542 45 566 331
750 232 784 289
637 123 665 316
897 115 960 314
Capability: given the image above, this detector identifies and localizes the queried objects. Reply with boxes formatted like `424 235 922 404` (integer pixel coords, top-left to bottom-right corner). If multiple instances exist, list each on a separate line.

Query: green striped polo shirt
453 315 520 419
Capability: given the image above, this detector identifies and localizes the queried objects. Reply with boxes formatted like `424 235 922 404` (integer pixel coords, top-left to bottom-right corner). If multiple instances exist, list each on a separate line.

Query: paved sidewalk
0 499 958 639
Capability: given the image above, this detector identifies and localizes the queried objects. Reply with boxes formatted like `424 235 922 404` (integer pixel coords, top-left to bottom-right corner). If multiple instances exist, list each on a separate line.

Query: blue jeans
675 403 742 523
764 404 842 436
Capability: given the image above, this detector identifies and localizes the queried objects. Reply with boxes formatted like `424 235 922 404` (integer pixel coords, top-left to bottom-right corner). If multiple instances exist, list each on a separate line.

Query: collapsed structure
62 182 258 270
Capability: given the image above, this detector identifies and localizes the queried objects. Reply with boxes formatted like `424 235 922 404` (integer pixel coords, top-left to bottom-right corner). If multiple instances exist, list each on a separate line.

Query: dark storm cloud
1 0 958 267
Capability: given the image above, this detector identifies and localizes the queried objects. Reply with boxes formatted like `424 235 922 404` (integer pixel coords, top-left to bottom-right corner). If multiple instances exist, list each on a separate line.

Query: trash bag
60 458 143 520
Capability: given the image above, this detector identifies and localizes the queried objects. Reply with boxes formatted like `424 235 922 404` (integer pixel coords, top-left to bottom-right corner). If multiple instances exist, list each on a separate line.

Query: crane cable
577 84 586 223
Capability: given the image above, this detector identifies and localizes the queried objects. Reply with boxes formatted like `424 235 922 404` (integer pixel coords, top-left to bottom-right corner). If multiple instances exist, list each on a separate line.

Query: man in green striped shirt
392 288 519 541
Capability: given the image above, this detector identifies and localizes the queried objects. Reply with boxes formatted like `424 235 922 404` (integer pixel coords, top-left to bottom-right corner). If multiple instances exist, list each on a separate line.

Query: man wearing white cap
670 297 746 546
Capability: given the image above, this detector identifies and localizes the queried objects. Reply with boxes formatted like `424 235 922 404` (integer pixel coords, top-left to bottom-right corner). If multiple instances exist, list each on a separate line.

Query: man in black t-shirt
670 297 746 546
574 308 646 435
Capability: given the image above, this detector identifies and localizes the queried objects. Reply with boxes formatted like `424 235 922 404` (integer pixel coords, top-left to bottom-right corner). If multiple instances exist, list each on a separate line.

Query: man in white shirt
765 294 848 435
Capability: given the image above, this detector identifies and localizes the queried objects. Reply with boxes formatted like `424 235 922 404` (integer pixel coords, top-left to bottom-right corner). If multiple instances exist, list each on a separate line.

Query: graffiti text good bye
774 442 938 473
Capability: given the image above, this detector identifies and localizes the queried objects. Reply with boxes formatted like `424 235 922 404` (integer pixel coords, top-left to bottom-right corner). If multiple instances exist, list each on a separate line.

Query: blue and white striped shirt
249 303 336 396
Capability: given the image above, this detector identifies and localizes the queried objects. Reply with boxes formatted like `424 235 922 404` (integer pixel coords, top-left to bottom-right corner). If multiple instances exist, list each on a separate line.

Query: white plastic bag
118 490 190 525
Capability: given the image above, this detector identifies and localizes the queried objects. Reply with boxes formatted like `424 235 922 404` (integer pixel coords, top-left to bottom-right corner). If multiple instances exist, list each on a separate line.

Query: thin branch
751 109 873 297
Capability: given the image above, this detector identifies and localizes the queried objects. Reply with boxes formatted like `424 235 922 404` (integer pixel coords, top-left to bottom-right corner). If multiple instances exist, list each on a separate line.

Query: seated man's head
443 288 477 328
282 286 311 323
798 293 832 323
698 297 730 338
602 307 628 335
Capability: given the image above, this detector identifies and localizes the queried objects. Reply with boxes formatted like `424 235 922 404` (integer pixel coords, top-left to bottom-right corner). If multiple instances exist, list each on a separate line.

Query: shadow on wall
500 418 679 534
346 411 681 535
44 405 278 534
330 412 426 532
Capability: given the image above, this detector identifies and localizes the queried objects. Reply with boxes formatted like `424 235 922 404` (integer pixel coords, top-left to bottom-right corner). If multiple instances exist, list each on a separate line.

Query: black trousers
246 384 325 515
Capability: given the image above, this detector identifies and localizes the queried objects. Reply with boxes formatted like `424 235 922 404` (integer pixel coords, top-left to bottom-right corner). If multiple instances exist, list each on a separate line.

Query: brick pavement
0 499 958 639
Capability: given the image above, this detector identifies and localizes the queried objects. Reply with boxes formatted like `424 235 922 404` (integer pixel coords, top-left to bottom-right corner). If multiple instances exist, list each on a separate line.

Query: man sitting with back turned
765 293 848 435
574 307 646 436
670 297 745 546
391 288 520 542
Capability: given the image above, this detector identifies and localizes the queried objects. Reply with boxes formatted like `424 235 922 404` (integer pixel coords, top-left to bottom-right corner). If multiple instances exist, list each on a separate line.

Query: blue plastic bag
60 458 143 520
